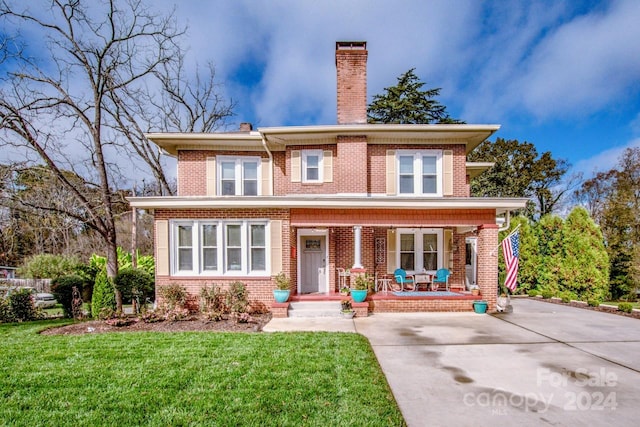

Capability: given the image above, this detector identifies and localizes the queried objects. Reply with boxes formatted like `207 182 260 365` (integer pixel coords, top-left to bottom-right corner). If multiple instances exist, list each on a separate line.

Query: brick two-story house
129 41 527 316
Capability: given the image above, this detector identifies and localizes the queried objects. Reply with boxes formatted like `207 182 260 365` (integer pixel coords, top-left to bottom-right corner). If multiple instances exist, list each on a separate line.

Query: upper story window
397 150 442 196
302 150 323 183
218 156 260 196
291 149 333 184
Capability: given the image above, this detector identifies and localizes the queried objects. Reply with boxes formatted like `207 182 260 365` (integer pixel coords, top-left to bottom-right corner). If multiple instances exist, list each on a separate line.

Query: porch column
477 224 499 311
352 225 363 269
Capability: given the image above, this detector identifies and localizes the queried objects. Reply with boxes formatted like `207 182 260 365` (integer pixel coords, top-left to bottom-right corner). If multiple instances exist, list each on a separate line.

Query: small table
376 277 392 293
414 274 433 291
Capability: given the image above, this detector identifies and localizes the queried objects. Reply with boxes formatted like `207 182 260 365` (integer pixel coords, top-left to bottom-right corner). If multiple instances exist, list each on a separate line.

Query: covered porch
287 207 502 314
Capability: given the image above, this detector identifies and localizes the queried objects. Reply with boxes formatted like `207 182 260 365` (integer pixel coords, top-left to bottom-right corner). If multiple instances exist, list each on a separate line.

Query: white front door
300 235 326 294
465 237 477 288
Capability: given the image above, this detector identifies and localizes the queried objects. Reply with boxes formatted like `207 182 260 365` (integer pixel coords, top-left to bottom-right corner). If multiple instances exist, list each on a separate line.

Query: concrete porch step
288 301 343 318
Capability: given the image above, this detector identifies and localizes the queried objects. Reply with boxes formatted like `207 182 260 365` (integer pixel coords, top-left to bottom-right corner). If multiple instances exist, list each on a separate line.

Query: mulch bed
41 312 273 335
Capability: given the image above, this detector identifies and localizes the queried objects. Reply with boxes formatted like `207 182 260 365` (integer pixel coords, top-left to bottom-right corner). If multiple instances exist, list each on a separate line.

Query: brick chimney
336 41 368 125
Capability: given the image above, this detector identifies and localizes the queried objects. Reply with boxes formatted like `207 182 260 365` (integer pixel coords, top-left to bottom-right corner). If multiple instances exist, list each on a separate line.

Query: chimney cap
336 41 367 51
239 122 253 131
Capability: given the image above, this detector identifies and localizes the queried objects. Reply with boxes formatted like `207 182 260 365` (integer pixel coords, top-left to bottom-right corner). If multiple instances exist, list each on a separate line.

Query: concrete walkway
263 299 640 426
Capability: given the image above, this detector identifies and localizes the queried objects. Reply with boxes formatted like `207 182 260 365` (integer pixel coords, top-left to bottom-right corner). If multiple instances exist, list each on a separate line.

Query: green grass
0 321 405 426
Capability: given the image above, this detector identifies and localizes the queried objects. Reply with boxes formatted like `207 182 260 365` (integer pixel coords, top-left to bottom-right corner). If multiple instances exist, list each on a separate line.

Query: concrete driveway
354 298 640 427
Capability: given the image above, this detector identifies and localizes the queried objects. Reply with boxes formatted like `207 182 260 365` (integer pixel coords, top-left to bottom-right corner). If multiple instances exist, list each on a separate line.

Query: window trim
216 156 261 196
170 220 269 277
395 228 443 274
301 150 323 183
396 149 442 196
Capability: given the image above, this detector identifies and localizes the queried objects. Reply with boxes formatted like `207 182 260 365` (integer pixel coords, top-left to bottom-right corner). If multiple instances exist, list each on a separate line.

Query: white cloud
573 137 640 176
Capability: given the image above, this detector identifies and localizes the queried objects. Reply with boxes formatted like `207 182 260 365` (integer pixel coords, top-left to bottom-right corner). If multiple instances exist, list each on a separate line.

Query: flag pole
490 223 521 256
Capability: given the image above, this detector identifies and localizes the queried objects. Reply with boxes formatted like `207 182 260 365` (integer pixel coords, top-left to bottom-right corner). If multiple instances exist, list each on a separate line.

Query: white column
352 226 363 269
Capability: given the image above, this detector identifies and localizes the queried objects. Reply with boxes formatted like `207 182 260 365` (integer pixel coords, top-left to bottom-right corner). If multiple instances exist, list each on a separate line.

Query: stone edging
517 295 640 319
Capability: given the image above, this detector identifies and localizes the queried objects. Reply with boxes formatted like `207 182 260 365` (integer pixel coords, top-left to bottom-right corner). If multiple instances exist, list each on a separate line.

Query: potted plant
339 286 350 296
273 272 291 303
470 285 480 296
350 274 371 303
340 299 355 318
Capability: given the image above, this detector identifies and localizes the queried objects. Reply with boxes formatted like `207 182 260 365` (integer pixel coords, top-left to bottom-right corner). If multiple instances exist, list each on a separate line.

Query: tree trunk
106 234 122 313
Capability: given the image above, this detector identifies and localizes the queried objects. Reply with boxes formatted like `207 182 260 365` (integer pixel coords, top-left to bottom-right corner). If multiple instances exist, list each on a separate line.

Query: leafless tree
0 0 229 311
107 56 235 195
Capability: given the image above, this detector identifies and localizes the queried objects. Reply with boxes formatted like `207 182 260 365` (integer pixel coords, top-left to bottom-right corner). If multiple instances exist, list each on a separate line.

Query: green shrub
0 296 15 323
113 269 154 303
540 290 554 299
91 270 116 318
9 289 42 321
587 298 600 307
51 275 84 318
527 289 539 297
158 283 187 310
200 285 226 311
18 254 80 280
226 282 248 314
618 302 633 313
558 291 576 304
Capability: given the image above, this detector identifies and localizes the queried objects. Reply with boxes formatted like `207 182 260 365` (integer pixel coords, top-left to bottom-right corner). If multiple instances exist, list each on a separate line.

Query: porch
271 290 486 318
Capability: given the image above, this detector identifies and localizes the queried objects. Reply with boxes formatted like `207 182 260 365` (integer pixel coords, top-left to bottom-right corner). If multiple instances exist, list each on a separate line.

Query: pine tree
367 69 462 124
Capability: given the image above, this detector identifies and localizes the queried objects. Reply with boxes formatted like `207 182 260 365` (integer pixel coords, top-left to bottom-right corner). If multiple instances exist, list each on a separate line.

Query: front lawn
0 321 405 426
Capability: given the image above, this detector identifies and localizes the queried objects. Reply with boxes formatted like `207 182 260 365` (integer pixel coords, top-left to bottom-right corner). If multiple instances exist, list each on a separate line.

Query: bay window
172 220 269 276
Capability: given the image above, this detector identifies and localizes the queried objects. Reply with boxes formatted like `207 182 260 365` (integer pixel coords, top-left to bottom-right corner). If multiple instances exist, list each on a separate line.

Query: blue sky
156 0 640 178
2 0 639 182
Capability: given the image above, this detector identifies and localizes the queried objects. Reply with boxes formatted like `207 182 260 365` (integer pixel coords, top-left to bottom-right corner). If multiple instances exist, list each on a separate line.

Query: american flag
502 231 520 292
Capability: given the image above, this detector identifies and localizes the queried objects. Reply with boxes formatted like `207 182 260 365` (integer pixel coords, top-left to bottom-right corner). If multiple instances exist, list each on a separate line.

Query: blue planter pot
273 289 290 303
351 289 368 303
473 300 488 314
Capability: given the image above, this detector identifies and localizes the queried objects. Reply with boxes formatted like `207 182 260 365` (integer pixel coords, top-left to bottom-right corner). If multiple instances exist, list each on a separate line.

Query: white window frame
396 228 443 274
302 150 323 183
217 156 261 196
170 220 269 277
396 150 442 196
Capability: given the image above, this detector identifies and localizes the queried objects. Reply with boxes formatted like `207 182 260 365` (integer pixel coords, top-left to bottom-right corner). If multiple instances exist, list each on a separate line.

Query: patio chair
393 268 416 291
432 268 450 291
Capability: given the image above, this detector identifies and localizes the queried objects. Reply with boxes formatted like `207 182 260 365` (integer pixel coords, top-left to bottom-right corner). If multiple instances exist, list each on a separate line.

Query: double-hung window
218 156 260 196
302 150 323 183
397 228 442 273
172 220 268 276
397 150 442 196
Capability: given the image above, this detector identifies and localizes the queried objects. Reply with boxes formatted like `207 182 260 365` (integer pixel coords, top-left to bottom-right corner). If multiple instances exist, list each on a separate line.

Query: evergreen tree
535 215 565 294
560 207 609 301
367 68 463 124
91 270 116 318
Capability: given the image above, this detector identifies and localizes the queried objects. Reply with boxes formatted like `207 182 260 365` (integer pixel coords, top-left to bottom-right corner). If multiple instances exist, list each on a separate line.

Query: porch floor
290 291 484 313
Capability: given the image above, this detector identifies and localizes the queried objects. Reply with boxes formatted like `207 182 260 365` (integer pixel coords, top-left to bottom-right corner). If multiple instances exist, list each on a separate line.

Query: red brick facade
137 41 523 316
